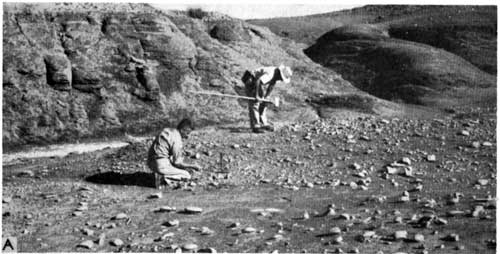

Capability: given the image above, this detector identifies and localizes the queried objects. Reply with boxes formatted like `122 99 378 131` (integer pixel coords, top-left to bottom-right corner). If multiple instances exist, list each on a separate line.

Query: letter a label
2 237 17 252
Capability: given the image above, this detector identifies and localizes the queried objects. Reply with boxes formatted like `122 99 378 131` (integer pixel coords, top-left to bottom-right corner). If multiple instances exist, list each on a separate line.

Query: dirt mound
304 24 496 108
3 3 374 149
249 5 497 74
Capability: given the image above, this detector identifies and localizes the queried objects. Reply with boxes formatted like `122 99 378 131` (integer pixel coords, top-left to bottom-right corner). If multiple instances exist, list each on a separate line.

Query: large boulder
44 54 72 91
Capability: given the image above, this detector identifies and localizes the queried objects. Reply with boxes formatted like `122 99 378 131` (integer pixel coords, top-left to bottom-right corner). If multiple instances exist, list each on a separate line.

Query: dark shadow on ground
85 171 155 188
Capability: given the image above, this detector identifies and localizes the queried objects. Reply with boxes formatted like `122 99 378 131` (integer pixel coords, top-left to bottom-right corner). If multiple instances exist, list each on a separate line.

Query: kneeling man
147 118 201 188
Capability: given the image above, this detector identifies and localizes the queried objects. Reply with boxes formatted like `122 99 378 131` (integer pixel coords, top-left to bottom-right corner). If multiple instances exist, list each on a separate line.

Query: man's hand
188 164 202 172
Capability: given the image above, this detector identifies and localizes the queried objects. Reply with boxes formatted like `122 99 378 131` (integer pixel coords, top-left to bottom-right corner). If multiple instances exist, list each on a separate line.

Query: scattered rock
331 236 343 244
482 142 493 147
472 206 485 217
446 210 465 217
477 179 489 186
77 240 94 249
200 227 215 235
442 233 459 242
198 247 217 253
394 230 408 240
182 243 198 251
184 206 203 214
110 238 124 247
330 227 342 234
112 213 128 220
3 197 12 203
18 170 35 177
148 193 162 199
242 227 257 233
401 157 412 165
98 233 106 246
157 206 176 212
471 142 481 148
351 163 362 170
458 130 470 136
413 234 425 242
164 219 180 227
426 155 436 162
81 228 94 236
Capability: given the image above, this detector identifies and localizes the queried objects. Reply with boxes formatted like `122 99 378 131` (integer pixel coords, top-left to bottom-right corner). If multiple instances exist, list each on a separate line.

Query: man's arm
173 159 202 171
171 144 202 171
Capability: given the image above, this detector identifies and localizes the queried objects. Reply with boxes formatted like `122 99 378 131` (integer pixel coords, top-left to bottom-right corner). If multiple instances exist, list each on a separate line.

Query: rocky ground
2 107 496 253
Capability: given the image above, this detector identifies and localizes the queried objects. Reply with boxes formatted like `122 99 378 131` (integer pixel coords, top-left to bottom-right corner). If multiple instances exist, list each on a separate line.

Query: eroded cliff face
3 3 355 148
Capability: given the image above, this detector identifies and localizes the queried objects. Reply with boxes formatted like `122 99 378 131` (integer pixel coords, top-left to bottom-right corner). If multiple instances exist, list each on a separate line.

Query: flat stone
339 213 350 220
399 196 410 202
472 206 485 217
331 236 343 244
72 211 83 217
477 179 489 186
148 193 162 199
164 219 180 227
81 228 94 236
348 248 359 253
242 227 257 233
228 222 240 228
184 206 203 214
3 197 12 203
157 206 176 212
302 211 310 220
426 155 436 162
112 213 128 220
201 227 215 235
414 234 425 242
394 230 408 240
232 144 240 149
330 227 342 234
77 240 94 249
386 166 398 174
482 142 493 147
182 243 198 251
351 163 362 170
363 231 376 238
76 206 88 211
401 157 412 165
110 238 124 247
459 130 470 136
270 234 284 240
446 210 465 217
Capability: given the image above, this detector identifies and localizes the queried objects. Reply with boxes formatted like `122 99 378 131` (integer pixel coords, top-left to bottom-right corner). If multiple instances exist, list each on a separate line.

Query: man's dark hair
177 118 194 131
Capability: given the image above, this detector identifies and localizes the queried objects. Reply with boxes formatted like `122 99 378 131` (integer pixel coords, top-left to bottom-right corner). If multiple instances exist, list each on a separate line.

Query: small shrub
187 8 206 19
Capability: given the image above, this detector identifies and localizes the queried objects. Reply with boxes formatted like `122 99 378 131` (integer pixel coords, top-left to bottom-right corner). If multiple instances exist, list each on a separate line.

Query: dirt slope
4 3 398 149
304 24 496 107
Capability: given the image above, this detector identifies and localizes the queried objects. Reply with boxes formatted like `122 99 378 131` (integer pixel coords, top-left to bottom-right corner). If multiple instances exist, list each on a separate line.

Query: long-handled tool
189 90 280 107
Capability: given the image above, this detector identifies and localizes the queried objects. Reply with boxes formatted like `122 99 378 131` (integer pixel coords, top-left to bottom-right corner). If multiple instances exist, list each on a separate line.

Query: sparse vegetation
187 7 207 19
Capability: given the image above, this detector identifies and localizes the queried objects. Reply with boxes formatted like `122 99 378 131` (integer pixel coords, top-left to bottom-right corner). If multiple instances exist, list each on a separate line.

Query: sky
153 3 364 19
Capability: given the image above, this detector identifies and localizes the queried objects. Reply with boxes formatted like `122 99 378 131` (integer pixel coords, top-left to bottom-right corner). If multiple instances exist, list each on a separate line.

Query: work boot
261 125 275 132
252 127 264 134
